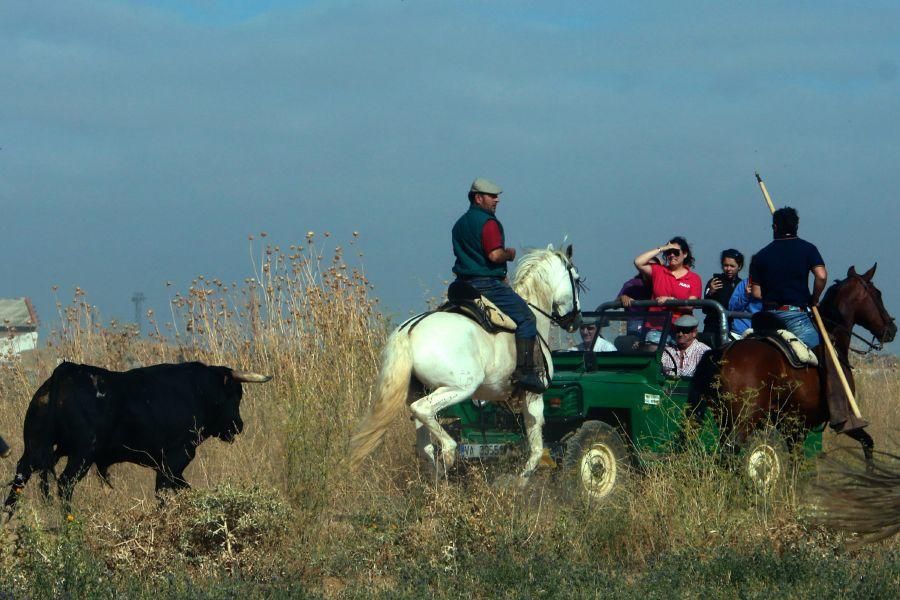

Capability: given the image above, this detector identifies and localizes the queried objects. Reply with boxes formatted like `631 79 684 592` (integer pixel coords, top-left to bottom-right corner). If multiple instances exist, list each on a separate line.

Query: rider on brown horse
748 207 866 434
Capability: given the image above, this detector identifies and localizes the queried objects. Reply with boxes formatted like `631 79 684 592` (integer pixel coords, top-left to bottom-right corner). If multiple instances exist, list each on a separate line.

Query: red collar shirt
649 263 703 322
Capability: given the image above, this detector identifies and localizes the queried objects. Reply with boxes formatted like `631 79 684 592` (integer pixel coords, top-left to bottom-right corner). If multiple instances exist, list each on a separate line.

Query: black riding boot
514 337 547 394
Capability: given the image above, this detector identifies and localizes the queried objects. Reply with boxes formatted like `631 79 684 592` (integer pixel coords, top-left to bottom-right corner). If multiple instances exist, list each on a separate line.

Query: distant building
0 297 39 357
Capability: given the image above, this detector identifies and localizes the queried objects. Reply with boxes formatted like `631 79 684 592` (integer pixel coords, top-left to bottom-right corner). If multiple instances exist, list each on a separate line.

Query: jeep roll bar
590 298 748 348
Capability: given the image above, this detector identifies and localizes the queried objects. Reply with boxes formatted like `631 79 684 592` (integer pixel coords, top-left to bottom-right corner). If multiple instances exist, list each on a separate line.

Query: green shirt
452 205 506 278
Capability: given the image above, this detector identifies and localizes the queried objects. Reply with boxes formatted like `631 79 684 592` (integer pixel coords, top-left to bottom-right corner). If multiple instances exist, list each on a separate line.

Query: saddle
743 312 819 368
434 280 517 334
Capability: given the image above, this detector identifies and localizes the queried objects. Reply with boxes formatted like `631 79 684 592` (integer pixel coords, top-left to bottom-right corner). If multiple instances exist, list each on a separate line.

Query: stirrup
513 370 547 394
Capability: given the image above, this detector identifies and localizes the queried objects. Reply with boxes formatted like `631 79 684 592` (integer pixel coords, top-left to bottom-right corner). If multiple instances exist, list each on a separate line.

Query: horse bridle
825 274 895 353
527 256 583 332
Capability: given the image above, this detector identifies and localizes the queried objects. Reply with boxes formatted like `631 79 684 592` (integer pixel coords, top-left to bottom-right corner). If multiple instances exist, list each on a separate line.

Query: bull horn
230 370 272 383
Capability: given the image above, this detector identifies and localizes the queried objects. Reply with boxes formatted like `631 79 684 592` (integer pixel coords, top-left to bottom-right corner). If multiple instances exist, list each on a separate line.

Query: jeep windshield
559 311 671 355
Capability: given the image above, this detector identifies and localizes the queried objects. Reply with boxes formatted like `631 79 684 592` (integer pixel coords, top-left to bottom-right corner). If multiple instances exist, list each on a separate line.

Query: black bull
4 361 271 510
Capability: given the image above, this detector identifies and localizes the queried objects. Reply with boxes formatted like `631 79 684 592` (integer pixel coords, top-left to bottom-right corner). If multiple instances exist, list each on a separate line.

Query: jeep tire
562 420 633 505
742 427 789 496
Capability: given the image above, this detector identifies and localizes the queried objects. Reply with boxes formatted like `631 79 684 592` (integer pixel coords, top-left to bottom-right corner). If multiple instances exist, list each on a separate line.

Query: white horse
350 245 582 481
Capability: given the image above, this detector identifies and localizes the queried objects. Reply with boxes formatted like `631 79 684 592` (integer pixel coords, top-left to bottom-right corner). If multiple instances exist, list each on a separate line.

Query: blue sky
2 1 898 349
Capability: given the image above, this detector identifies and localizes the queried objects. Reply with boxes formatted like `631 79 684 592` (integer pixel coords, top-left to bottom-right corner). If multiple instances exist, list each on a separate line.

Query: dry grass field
0 237 897 598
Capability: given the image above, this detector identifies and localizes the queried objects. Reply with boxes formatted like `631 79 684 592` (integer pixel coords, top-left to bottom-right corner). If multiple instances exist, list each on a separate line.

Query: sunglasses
674 327 695 334
664 248 682 256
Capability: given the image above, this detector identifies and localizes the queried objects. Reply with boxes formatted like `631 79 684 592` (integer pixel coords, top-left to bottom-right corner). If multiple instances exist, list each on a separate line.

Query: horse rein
822 274 895 354
527 256 583 332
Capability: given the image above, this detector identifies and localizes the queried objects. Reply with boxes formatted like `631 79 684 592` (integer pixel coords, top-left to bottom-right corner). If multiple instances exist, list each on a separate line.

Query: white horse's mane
512 246 568 306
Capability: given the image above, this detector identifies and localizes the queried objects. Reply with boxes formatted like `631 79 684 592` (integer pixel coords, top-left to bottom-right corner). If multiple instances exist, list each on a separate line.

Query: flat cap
674 315 699 329
580 316 609 327
470 177 503 195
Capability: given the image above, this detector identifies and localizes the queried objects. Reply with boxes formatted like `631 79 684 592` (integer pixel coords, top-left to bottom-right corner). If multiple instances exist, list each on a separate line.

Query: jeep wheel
562 421 632 504
742 428 789 496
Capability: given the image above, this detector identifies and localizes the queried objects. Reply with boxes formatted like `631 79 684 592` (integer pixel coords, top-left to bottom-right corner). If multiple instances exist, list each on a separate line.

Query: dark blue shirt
749 237 824 307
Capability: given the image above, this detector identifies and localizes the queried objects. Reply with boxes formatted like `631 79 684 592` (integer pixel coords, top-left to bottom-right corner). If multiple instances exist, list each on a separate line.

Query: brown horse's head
830 264 897 344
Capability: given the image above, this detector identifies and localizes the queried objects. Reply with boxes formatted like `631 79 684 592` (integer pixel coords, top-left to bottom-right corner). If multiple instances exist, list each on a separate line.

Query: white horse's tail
349 328 413 469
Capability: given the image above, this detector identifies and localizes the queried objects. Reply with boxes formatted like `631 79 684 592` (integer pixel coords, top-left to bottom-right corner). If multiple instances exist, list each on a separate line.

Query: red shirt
481 220 504 254
649 263 703 322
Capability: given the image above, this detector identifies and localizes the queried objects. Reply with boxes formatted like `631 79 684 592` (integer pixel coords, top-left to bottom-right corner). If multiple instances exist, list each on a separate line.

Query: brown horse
691 264 896 460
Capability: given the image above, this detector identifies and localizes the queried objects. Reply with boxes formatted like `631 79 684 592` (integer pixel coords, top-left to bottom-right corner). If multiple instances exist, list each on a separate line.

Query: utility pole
131 292 146 335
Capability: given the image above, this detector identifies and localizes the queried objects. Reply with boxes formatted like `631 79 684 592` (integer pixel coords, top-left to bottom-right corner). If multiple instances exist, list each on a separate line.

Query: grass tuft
0 234 897 596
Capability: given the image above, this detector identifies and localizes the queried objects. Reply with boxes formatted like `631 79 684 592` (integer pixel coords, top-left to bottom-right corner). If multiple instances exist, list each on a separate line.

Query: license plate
459 443 507 460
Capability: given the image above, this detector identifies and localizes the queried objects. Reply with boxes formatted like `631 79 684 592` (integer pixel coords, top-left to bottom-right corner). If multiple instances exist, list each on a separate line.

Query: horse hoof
440 453 456 474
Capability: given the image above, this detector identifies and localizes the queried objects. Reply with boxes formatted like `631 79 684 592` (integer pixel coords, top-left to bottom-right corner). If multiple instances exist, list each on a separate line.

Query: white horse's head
512 244 583 332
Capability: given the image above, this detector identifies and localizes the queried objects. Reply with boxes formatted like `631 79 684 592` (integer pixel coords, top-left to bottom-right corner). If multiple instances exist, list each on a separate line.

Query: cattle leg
4 444 61 513
154 447 196 497
4 458 34 512
38 448 64 500
57 454 93 509
39 468 56 501
96 464 114 489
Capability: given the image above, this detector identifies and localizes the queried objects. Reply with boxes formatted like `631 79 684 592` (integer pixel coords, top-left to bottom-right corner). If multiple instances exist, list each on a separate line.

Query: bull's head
211 368 272 443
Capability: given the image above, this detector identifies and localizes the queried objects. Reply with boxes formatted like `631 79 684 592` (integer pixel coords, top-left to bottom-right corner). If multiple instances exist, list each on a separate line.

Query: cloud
1 1 898 349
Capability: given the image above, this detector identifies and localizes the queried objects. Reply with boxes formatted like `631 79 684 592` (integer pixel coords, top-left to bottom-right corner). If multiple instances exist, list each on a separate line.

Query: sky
2 1 898 350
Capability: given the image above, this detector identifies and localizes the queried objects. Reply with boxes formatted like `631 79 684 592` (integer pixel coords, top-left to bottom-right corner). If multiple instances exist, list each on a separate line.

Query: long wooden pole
754 173 862 418
755 172 777 214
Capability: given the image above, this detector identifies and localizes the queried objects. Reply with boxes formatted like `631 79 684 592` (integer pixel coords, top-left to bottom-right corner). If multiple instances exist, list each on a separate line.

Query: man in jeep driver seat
451 177 544 393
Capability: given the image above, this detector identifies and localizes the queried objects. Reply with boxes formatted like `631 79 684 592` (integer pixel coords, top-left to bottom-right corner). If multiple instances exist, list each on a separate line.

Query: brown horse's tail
348 329 413 469
812 449 900 544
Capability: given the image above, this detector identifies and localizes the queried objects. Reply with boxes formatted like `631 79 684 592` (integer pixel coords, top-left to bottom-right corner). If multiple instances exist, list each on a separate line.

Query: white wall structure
0 298 39 359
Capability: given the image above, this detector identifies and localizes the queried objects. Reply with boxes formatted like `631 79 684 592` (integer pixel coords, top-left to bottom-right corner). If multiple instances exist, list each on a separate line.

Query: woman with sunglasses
634 237 703 342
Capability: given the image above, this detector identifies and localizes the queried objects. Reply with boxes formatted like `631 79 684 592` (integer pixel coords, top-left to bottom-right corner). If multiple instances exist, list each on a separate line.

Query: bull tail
348 329 414 469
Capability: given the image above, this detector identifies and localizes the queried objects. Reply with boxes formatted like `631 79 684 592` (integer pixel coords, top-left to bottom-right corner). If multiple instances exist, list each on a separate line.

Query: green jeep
437 299 822 502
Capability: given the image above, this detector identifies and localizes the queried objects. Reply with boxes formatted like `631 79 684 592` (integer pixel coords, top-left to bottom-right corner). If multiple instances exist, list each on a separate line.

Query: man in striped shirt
661 315 710 378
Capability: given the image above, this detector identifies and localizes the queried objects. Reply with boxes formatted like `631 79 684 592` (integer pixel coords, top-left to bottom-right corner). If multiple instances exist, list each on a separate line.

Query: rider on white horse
451 177 545 393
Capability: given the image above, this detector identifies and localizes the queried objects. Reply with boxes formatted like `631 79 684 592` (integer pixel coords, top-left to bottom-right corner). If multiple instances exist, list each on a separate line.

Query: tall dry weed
0 234 897 596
